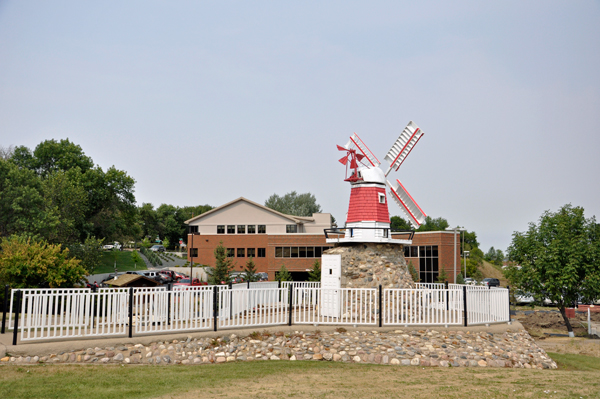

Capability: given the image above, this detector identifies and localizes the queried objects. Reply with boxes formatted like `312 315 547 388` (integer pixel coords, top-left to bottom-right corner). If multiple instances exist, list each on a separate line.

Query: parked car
464 277 477 285
482 278 500 287
103 242 122 250
159 270 178 283
173 278 207 287
149 245 166 252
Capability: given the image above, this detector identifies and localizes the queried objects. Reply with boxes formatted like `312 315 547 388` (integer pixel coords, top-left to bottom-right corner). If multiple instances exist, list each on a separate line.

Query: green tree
505 204 600 334
407 260 419 282
265 191 322 216
436 267 449 283
276 265 293 282
66 235 104 275
243 257 259 282
308 260 321 282
0 235 87 288
390 216 412 231
484 246 505 266
209 241 234 285
456 273 465 284
131 250 143 269
417 216 449 232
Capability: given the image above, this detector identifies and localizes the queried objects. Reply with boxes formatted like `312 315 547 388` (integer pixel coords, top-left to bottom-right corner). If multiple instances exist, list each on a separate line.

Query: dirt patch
512 309 600 357
512 310 600 338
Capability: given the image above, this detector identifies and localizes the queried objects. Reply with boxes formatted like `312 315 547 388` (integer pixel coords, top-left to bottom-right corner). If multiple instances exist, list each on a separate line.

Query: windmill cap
357 166 386 184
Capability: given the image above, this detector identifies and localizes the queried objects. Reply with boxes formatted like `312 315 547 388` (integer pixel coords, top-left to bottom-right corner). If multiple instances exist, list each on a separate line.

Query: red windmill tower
328 121 427 244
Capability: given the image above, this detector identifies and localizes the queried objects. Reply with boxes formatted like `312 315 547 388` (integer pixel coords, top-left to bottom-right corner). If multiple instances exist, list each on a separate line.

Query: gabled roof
105 274 160 287
184 197 313 225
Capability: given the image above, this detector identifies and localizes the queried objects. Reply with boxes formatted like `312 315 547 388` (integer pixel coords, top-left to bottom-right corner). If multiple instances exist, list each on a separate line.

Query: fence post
213 286 218 332
12 290 21 346
288 284 293 326
128 287 134 338
463 285 468 327
167 285 171 326
445 281 449 311
1 285 8 334
247 280 250 289
378 285 383 328
507 285 511 323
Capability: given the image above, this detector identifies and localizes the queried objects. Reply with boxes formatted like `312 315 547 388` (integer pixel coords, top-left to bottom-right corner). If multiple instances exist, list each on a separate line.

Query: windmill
332 121 427 243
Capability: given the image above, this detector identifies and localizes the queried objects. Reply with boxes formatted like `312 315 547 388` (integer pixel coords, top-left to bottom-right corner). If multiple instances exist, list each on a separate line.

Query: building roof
105 274 160 287
184 197 314 225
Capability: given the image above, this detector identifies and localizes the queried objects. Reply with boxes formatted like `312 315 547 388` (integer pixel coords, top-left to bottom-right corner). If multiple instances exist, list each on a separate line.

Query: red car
173 278 207 287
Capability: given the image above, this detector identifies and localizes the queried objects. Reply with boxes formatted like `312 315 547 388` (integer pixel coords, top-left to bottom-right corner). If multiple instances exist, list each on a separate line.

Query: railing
414 283 445 290
218 287 289 329
294 288 377 325
466 288 510 325
383 288 463 326
2 285 511 344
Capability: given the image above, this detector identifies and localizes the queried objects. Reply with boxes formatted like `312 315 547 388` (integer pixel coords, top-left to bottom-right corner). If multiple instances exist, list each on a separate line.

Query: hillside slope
479 260 508 286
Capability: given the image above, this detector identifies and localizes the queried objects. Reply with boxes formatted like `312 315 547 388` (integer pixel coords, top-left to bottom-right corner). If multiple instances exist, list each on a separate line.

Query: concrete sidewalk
0 321 522 358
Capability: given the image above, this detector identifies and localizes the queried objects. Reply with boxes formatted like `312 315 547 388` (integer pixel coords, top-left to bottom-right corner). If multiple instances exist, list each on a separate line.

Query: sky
1 1 599 253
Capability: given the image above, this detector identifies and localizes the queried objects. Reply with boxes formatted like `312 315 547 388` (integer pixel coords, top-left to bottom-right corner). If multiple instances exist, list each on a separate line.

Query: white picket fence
294 288 378 325
383 288 463 326
4 284 510 343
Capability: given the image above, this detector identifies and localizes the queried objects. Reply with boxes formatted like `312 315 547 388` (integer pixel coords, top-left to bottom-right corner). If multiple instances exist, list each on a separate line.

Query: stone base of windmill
324 243 415 289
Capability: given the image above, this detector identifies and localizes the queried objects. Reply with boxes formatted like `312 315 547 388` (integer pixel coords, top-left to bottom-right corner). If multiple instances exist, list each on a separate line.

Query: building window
237 225 245 234
257 248 266 257
274 246 332 258
217 225 225 234
415 245 439 283
257 225 266 234
286 224 298 233
227 225 235 234
247 248 255 258
226 248 234 257
247 225 256 234
237 248 245 257
190 248 198 257
189 226 198 233
378 193 386 204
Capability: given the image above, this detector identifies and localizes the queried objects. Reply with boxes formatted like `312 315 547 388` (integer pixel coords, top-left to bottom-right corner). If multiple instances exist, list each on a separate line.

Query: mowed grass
95 251 147 274
1 354 600 399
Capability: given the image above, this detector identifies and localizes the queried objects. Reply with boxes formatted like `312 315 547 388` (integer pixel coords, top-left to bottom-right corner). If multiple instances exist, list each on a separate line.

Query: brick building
185 197 462 283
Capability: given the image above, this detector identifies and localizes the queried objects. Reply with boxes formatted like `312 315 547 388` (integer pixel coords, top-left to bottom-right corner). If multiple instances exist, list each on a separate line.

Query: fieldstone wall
325 243 414 289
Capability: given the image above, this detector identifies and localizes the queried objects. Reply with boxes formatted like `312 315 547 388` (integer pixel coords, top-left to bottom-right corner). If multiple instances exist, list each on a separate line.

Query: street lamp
463 250 470 280
446 226 465 283
189 229 200 282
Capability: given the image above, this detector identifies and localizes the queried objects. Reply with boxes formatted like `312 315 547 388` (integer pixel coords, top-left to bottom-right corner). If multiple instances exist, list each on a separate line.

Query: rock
323 353 333 361
114 353 124 361
390 358 400 365
216 357 226 363
313 354 323 360
410 358 420 366
0 357 9 362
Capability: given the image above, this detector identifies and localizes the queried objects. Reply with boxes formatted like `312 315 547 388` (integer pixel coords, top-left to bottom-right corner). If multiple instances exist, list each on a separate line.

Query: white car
464 278 477 285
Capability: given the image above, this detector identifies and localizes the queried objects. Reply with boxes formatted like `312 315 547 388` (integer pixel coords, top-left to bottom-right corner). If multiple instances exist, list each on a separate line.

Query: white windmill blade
387 179 427 228
347 133 380 167
384 121 424 177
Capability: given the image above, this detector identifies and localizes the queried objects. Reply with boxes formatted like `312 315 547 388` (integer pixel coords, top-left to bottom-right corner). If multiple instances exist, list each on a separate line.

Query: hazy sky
1 1 599 253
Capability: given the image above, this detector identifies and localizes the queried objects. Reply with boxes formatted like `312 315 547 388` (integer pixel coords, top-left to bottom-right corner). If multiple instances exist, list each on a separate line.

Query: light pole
446 226 465 283
189 230 199 282
463 250 470 280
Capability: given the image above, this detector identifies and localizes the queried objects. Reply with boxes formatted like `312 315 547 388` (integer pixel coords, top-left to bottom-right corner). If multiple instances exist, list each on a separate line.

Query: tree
208 241 234 285
0 235 87 288
308 260 321 282
276 265 293 282
407 260 419 282
505 204 600 334
243 257 259 282
456 274 465 284
264 191 322 216
417 216 449 232
66 235 104 275
390 216 412 231
436 267 449 283
484 246 505 266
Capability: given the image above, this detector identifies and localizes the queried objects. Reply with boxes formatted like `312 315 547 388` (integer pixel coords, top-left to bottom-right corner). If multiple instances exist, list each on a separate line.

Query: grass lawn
1 354 599 398
94 251 147 274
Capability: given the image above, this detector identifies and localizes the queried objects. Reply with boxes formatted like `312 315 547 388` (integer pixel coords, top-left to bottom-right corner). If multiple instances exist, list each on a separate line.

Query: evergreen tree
308 260 321 282
276 264 292 282
243 257 259 282
436 267 449 283
456 273 465 284
407 260 419 282
209 241 234 285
